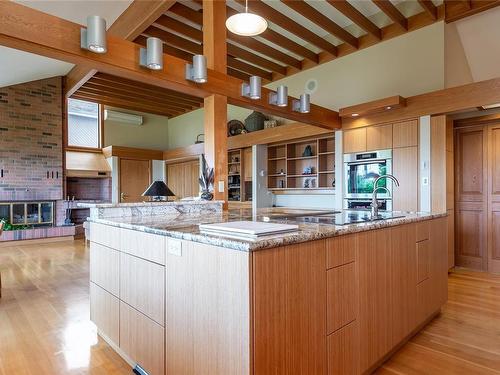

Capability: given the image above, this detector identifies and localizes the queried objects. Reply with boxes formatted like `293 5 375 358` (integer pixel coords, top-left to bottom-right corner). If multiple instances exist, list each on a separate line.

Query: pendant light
226 0 268 37
269 85 288 107
81 16 107 54
292 94 310 113
241 76 262 100
140 37 163 70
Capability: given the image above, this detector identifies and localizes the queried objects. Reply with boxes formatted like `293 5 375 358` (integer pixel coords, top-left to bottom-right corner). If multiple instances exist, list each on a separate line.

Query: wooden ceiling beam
280 0 359 48
418 0 438 20
445 0 500 22
81 82 200 110
93 73 202 103
168 2 203 24
144 26 203 54
227 43 286 76
327 0 382 39
372 0 408 30
71 93 182 117
238 0 338 56
227 56 273 81
65 0 176 97
0 1 340 129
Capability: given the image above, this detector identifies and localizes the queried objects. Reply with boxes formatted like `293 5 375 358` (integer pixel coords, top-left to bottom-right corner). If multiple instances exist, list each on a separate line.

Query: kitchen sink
295 211 405 225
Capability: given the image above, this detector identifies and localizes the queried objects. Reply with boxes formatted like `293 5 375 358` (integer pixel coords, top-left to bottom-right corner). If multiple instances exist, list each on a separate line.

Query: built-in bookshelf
228 149 242 201
267 135 335 191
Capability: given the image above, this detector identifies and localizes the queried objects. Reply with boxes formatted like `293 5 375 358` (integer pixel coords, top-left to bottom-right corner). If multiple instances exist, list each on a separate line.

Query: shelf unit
228 149 242 201
267 135 335 191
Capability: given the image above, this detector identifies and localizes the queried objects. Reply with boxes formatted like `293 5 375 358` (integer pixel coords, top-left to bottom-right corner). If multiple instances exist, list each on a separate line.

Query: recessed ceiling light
351 113 359 117
386 106 392 110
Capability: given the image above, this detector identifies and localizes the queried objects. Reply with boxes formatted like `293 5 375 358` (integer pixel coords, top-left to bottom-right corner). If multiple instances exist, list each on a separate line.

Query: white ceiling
454 6 500 82
1 0 132 88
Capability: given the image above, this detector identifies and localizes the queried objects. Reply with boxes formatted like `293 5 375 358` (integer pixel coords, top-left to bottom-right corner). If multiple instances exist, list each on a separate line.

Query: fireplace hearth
0 201 54 227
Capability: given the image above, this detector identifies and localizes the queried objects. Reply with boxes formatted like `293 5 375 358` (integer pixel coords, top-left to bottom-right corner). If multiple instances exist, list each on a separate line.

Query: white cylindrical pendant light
293 93 311 113
241 75 262 100
269 85 288 107
140 37 163 70
185 55 208 83
81 15 107 54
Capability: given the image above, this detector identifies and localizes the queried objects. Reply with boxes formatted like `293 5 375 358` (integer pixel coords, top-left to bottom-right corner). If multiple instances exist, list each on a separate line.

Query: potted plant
199 154 214 200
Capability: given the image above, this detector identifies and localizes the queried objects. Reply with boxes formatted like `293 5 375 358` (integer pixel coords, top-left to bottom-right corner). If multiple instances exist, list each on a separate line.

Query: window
67 99 101 149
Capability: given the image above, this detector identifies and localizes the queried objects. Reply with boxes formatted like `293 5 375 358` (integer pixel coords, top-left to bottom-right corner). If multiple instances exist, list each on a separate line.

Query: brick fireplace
0 76 75 242
0 76 63 201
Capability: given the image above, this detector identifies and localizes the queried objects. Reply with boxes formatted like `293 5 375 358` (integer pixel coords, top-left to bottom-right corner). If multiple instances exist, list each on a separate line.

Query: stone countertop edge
87 212 449 252
78 200 225 208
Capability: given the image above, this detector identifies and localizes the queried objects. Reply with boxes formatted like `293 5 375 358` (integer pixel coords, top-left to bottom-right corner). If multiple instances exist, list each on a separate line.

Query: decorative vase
201 190 213 201
302 145 313 157
244 111 267 132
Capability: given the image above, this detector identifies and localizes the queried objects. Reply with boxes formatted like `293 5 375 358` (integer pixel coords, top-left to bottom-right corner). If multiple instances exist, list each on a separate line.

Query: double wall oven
343 149 393 211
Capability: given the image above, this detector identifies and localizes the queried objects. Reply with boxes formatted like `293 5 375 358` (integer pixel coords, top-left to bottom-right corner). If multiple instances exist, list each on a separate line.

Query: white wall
104 107 169 150
269 22 445 110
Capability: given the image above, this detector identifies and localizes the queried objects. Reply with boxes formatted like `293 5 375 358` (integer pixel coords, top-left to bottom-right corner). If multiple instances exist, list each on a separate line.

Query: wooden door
455 127 488 270
120 159 150 203
167 163 185 199
487 124 500 273
167 160 199 199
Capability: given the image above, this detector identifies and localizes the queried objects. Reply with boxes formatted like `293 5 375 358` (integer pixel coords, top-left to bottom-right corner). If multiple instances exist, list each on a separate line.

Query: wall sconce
241 76 261 100
140 37 163 70
81 15 107 54
292 94 310 113
269 85 288 107
185 55 208 83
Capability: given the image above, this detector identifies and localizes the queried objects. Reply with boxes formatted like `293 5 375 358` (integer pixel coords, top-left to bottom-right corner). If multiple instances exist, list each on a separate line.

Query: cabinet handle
47 171 49 179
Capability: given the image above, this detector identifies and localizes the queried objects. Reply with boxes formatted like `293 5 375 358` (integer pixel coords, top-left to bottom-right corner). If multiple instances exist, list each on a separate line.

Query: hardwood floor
375 269 500 375
0 239 130 375
0 241 499 375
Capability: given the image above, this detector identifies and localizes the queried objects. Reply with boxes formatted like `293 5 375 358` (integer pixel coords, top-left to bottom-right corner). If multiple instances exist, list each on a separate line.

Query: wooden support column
203 0 228 205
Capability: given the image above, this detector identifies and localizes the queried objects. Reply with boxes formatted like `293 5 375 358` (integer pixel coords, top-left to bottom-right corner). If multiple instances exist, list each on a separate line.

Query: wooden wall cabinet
393 146 419 212
167 159 200 200
393 119 418 148
366 124 393 151
343 128 367 153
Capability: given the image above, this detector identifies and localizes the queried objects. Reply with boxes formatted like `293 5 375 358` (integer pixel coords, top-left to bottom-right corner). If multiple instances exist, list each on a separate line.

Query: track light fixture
140 37 163 70
81 15 107 54
269 85 288 107
185 55 208 83
292 94 310 114
241 76 262 100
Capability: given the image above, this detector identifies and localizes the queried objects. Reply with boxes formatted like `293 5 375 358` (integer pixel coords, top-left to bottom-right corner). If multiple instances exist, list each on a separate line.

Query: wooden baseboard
0 236 75 247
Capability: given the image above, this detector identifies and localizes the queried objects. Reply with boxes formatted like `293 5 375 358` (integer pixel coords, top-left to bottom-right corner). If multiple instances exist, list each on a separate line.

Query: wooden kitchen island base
88 215 448 375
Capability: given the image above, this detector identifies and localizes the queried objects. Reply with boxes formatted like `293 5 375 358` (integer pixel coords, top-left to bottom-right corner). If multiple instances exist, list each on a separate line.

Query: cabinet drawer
327 262 357 334
120 252 165 325
326 235 357 269
416 221 430 242
120 302 165 375
120 228 166 265
90 242 119 296
416 240 430 284
89 222 121 249
327 321 358 375
90 282 119 345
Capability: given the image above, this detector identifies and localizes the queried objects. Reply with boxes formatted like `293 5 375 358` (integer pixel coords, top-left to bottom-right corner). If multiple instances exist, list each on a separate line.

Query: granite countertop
88 208 447 252
78 200 225 208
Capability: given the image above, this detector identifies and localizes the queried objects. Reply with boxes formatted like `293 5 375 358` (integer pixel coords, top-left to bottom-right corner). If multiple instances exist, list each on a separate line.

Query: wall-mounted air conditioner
104 109 143 126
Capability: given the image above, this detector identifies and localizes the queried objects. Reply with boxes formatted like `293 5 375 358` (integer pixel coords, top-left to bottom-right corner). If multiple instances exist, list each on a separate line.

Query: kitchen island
86 204 448 375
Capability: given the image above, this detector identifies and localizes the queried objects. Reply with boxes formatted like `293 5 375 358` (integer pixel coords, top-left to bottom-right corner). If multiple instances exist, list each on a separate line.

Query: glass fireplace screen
0 202 54 226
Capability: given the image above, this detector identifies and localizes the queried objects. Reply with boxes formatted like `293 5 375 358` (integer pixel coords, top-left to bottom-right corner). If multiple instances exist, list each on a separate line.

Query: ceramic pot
201 190 213 201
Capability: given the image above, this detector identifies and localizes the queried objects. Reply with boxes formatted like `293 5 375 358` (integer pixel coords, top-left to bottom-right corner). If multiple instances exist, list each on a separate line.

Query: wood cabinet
120 158 151 203
393 146 418 212
120 301 165 375
393 119 418 148
327 321 359 375
120 252 165 325
89 223 166 375
343 128 367 153
90 282 119 344
367 124 393 151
